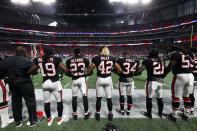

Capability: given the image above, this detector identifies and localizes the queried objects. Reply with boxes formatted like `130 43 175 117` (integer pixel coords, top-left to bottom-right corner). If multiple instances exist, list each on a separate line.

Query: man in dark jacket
4 46 39 127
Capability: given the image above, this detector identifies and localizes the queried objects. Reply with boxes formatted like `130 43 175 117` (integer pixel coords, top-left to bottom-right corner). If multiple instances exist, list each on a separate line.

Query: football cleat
57 117 64 126
164 113 177 122
158 113 163 118
116 109 125 116
126 110 130 116
180 108 194 115
141 111 152 119
179 113 189 121
179 108 184 113
84 112 92 120
108 113 113 121
190 110 194 115
15 121 23 128
29 118 40 128
16 116 27 127
73 113 78 120
47 116 55 126
95 113 100 121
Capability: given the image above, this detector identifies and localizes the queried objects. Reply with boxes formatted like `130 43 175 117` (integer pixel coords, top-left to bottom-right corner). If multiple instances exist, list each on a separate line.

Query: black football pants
9 81 38 123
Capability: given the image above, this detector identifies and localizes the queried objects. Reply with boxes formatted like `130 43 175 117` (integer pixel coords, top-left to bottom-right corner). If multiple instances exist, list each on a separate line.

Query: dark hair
15 46 27 57
123 52 130 58
190 47 197 53
74 48 81 56
43 46 53 63
148 48 159 58
43 46 53 56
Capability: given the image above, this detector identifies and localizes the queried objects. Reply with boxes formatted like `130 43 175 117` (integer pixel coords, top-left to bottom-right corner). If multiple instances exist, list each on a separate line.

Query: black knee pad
146 97 152 115
146 97 152 108
44 102 51 119
96 97 102 112
189 94 195 107
157 98 163 107
172 101 180 109
183 97 191 108
119 95 124 103
57 101 63 117
83 96 89 112
157 98 163 114
72 96 77 112
127 95 133 105
107 98 113 112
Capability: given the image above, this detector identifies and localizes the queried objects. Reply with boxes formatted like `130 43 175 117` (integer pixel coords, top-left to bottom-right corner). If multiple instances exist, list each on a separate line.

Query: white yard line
34 82 39 85
64 83 70 88
33 89 197 118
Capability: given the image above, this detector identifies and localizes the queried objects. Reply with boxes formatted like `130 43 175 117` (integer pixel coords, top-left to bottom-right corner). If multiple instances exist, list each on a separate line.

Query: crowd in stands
0 42 193 60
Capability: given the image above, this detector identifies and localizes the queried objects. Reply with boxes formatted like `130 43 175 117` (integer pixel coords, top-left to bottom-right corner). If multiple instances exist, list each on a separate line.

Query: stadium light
32 0 56 5
109 0 139 4
141 0 152 4
48 21 58 27
11 0 30 5
109 0 152 4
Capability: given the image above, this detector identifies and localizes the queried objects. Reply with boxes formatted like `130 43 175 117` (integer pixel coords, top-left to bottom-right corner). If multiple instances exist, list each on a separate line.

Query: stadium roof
0 0 190 27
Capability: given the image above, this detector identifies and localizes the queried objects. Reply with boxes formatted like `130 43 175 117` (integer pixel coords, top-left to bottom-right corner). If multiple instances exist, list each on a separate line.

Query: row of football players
32 45 197 126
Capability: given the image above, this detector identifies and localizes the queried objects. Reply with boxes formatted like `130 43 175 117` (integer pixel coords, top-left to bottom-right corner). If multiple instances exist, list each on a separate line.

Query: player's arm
114 62 122 74
59 62 70 75
85 58 93 76
136 60 141 71
134 65 145 76
163 60 176 78
112 58 121 75
86 63 95 75
27 63 39 75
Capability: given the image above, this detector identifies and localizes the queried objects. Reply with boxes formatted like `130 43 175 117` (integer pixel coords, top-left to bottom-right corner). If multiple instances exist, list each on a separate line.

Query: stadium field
32 60 173 89
2 118 197 131
2 60 197 131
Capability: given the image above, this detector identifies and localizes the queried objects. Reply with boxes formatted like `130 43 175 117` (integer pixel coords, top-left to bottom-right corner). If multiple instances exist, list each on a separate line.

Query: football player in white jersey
34 47 69 126
116 52 140 116
136 49 165 118
164 46 194 122
66 48 91 120
86 47 122 121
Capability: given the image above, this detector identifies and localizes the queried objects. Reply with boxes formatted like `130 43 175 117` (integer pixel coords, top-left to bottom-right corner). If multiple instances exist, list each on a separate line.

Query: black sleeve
170 52 178 61
136 60 140 67
92 57 97 65
112 56 117 65
117 58 121 65
66 59 70 68
57 57 62 64
33 58 38 66
84 58 90 67
142 59 147 66
26 59 34 69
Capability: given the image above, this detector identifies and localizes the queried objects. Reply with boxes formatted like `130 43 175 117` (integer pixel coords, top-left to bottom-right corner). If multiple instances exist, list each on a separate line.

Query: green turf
2 60 195 131
32 69 173 89
2 118 197 131
32 59 173 89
